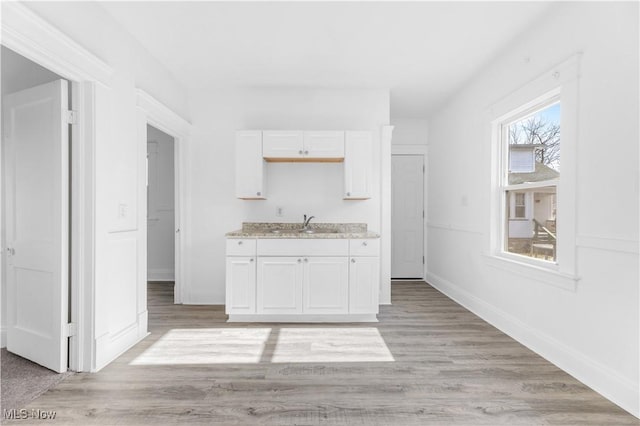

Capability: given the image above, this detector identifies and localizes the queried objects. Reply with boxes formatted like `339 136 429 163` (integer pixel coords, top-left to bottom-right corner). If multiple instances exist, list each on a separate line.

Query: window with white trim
488 55 580 289
500 99 560 263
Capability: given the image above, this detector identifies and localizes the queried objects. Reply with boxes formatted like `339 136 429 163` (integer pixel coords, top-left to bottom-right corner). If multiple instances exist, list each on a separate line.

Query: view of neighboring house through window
503 101 560 262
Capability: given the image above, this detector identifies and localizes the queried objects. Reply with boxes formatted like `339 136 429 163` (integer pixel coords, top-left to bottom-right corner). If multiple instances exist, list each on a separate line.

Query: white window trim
487 54 582 291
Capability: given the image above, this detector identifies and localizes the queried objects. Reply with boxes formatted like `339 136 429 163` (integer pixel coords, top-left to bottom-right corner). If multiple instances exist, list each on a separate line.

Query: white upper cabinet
262 131 304 159
235 131 266 199
344 131 373 199
303 131 345 159
263 130 344 161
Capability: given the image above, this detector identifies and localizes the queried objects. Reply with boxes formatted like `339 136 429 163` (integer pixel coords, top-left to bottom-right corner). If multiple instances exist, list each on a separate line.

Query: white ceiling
100 1 553 118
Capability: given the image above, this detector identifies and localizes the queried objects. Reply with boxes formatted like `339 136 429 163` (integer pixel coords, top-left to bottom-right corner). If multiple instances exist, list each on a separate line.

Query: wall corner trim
425 271 640 418
1 2 114 84
136 89 191 137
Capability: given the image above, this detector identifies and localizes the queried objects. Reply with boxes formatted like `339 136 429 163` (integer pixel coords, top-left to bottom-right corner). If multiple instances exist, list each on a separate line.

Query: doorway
391 154 425 279
146 125 177 301
147 125 176 285
1 46 72 373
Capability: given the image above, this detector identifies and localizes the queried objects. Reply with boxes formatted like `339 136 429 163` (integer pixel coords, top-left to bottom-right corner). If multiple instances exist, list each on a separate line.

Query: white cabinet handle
249 258 254 262
304 150 309 155
256 192 261 196
297 258 302 263
238 241 243 245
363 241 368 246
346 192 351 196
298 150 303 155
351 258 356 263
304 258 308 262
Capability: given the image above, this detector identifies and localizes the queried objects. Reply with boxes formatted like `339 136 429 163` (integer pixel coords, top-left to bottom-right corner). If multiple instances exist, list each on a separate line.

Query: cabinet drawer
257 239 349 256
226 239 257 256
349 238 380 256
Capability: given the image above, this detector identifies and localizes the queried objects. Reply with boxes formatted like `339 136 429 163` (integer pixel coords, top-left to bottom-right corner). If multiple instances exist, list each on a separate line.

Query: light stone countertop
225 222 380 239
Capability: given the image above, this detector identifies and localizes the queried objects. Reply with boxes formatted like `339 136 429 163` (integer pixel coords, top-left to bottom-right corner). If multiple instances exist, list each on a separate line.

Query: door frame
2 2 114 371
136 90 191 305
390 145 428 281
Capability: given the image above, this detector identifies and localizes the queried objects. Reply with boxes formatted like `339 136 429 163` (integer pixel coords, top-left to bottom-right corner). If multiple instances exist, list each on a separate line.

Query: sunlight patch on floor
270 328 395 363
129 328 272 365
129 327 394 365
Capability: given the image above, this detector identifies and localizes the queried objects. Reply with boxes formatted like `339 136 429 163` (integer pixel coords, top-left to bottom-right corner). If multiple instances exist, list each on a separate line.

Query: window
487 55 579 289
501 101 560 263
513 193 526 218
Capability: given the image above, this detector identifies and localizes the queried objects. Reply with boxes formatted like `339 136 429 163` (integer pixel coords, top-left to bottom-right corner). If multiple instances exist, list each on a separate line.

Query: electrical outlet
276 206 284 217
118 203 128 218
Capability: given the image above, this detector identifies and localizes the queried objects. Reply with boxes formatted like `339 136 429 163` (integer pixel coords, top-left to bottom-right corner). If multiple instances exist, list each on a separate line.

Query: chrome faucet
302 214 315 230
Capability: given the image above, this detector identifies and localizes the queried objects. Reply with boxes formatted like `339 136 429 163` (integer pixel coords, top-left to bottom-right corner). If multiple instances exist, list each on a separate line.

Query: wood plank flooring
7 282 637 425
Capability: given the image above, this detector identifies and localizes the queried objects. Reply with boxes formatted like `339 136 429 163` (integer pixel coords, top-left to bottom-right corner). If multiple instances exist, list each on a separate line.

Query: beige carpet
0 348 72 410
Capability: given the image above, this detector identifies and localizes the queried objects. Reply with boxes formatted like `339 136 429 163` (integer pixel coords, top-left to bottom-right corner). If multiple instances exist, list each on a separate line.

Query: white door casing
391 155 425 279
4 79 69 372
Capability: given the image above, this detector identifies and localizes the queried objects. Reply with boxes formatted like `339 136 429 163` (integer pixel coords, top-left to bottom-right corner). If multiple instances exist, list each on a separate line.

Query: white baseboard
0 326 6 348
147 269 174 281
426 271 640 418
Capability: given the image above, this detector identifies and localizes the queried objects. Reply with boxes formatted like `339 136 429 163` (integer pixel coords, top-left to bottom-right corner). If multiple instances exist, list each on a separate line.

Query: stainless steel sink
298 229 340 234
267 228 341 234
268 229 289 234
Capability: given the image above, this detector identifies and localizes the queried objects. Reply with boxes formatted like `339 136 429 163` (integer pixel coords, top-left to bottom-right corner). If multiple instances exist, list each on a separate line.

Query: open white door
391 155 425 279
4 79 69 373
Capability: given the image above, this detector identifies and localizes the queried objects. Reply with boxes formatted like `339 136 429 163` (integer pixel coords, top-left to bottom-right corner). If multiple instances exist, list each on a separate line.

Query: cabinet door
225 257 256 314
236 131 266 199
302 257 348 314
303 131 345 159
257 257 303 314
349 257 379 314
263 131 304 159
344 131 373 199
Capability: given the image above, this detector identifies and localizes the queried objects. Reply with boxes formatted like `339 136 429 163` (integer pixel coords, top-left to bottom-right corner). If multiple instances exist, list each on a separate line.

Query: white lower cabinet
257 256 348 314
226 238 379 321
225 256 256 314
349 256 380 314
257 257 303 314
303 257 349 314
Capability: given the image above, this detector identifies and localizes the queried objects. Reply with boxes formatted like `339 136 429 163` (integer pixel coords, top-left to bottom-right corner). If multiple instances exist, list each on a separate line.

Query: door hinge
66 322 77 337
66 110 77 125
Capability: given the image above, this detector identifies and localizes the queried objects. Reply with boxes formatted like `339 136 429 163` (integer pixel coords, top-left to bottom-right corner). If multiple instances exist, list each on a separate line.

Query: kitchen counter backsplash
226 222 379 239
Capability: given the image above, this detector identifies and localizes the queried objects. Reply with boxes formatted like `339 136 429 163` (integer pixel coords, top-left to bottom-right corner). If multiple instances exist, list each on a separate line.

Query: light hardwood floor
8 282 637 425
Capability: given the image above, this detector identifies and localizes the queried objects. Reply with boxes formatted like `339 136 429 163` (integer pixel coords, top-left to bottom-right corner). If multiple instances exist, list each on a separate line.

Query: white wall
0 47 67 348
390 118 428 145
13 2 189 370
147 125 175 281
1 46 63 95
427 2 638 416
186 88 390 303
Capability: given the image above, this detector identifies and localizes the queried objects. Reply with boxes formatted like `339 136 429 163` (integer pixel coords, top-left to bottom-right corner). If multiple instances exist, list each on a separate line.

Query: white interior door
391 155 424 279
3 79 69 373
